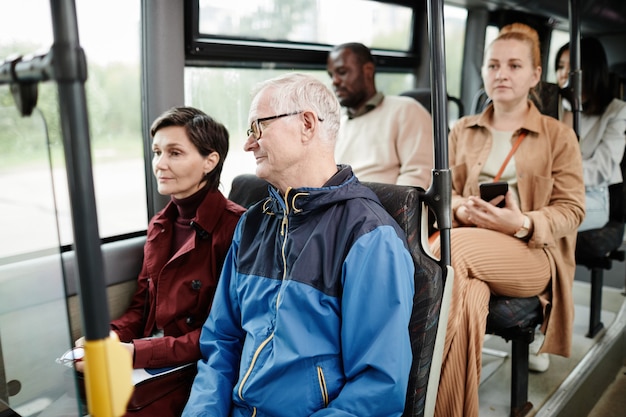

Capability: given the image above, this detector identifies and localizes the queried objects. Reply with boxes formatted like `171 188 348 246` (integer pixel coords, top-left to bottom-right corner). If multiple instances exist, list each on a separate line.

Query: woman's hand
461 191 527 235
72 340 134 373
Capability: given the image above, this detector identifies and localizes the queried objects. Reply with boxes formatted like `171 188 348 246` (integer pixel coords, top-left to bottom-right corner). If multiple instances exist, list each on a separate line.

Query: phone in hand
479 181 508 208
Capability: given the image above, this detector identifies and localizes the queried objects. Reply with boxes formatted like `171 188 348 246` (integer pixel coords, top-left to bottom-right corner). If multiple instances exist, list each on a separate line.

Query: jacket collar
347 92 384 119
154 189 228 234
263 165 378 216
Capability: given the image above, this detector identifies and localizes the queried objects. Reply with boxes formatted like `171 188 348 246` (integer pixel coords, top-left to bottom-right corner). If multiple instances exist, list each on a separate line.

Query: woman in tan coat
431 23 585 417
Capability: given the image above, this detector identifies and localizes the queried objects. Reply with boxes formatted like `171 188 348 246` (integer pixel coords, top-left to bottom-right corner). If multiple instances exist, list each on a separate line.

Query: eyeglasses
56 346 85 367
246 111 303 140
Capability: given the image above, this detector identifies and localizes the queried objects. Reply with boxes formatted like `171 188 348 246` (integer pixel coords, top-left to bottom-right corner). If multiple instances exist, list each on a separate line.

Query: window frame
184 0 426 74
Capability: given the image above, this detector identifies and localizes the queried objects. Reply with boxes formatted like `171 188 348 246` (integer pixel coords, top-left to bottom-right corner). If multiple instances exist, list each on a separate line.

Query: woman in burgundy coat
84 106 245 416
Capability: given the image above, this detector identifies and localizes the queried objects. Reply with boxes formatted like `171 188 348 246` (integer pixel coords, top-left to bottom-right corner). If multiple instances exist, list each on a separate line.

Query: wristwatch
514 215 531 239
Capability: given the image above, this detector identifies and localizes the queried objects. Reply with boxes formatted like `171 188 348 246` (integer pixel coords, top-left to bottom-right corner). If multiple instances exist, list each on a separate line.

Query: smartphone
479 181 508 208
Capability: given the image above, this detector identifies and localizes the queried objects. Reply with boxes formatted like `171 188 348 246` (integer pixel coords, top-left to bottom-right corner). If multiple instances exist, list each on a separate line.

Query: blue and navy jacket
183 167 415 417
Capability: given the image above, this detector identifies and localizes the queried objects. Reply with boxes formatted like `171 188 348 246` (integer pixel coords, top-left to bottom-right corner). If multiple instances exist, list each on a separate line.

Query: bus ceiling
445 0 626 35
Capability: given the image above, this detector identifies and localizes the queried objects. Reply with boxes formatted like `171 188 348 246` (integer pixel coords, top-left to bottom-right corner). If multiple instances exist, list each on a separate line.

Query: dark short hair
150 106 229 190
331 42 375 66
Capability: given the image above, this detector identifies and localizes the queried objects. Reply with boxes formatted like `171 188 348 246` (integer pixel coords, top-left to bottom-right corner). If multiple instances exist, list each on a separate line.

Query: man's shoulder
380 95 430 117
382 94 423 107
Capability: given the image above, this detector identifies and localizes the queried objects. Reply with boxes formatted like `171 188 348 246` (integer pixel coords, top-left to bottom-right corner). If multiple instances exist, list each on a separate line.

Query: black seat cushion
576 220 625 262
486 296 542 339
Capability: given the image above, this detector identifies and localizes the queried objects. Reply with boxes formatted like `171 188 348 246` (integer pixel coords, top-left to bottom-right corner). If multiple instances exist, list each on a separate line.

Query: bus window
198 0 413 50
185 68 415 196
0 106 81 416
188 0 419 195
0 0 146 258
547 29 570 84
444 5 468 103
485 24 499 52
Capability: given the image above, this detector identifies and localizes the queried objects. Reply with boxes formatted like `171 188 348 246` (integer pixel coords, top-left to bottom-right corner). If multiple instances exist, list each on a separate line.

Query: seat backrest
228 174 270 209
360 182 444 417
228 174 446 417
400 88 465 121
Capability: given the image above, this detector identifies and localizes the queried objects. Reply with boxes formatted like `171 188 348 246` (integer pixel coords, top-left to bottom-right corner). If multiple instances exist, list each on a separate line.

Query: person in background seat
183 73 414 417
430 23 585 416
555 37 626 232
327 42 434 188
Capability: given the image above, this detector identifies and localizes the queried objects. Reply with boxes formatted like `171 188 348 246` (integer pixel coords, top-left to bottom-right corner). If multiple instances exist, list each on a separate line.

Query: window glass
485 25 500 53
185 68 413 196
547 29 570 84
0 106 80 415
199 0 413 51
444 5 467 100
443 5 467 123
0 0 145 258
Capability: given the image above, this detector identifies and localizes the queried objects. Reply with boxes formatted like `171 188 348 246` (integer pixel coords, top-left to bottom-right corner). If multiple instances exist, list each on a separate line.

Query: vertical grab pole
51 0 108 345
49 1 132 415
426 0 451 268
568 0 582 138
423 1 454 416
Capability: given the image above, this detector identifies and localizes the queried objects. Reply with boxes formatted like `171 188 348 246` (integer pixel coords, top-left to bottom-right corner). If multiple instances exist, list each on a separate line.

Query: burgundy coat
109 189 245 416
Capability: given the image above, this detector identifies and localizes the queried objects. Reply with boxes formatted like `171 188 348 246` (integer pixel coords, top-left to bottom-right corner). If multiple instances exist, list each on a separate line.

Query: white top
479 129 520 205
577 98 626 187
334 95 434 188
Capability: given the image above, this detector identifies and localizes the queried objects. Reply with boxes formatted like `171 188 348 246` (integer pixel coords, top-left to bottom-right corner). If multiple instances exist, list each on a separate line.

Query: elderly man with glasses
183 73 415 417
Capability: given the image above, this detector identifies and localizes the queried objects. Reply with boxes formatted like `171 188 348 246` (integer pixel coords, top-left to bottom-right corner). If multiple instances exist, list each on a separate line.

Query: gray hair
252 73 341 143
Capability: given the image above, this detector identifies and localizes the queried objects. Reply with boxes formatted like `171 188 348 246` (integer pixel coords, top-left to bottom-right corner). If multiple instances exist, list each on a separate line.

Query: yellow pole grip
83 332 133 417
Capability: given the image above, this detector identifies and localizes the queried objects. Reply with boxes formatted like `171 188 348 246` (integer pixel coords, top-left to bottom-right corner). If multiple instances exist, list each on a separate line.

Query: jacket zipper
238 189 292 402
317 366 329 407
279 187 291 291
238 333 275 400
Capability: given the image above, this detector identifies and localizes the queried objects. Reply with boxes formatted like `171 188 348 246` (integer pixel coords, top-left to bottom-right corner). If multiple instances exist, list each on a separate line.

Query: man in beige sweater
327 42 434 188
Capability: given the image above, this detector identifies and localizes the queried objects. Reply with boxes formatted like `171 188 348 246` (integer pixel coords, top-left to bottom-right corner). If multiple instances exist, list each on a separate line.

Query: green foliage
0 55 142 170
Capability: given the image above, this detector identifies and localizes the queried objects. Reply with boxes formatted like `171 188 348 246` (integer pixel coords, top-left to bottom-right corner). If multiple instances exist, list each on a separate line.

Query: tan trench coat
448 101 585 357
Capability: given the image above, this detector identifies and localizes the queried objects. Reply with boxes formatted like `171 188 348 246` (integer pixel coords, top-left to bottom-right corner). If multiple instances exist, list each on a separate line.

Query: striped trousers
431 227 550 417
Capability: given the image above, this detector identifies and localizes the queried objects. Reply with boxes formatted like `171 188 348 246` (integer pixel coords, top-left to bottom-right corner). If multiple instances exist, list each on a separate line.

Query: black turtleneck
170 185 211 255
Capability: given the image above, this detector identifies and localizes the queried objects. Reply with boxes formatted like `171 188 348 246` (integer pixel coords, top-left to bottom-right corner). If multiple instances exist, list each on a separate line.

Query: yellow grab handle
83 332 134 417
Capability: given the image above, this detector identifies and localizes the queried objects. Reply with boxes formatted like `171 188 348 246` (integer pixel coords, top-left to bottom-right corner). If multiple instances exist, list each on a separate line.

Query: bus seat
470 81 562 119
575 144 626 337
228 174 448 417
361 182 446 417
400 88 465 121
228 174 270 209
485 296 543 417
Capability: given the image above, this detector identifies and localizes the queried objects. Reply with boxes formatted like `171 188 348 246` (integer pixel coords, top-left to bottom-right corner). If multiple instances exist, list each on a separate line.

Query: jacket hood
262 165 382 217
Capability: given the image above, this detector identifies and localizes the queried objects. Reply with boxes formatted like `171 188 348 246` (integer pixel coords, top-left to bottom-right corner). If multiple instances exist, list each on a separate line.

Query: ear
301 111 318 143
530 65 542 88
363 62 375 81
203 151 220 174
